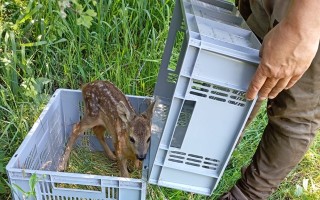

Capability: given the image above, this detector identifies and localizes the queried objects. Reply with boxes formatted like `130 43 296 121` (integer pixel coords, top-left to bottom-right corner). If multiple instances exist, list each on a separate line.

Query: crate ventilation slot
79 101 85 118
157 103 169 122
168 151 220 171
170 100 195 148
24 145 38 169
39 182 53 194
177 108 193 127
190 80 246 107
167 72 178 84
23 107 65 171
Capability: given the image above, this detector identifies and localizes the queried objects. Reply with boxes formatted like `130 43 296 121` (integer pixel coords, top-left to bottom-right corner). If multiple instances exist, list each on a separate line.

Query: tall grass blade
9 31 18 95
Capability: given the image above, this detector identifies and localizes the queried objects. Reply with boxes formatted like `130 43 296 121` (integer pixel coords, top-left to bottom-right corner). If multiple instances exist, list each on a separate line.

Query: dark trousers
229 1 320 199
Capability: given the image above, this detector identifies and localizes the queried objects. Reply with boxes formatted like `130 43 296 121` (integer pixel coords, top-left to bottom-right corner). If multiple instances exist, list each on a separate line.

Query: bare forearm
284 0 320 40
246 0 320 100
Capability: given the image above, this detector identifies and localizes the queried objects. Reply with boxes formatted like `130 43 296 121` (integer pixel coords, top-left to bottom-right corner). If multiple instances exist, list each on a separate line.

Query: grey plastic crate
7 0 261 198
6 89 149 200
147 0 261 196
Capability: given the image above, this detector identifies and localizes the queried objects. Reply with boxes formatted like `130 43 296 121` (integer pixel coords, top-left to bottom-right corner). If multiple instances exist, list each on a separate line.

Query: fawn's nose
136 154 146 161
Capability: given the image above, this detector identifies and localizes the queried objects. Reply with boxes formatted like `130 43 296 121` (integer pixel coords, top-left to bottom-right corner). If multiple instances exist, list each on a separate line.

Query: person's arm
246 0 320 100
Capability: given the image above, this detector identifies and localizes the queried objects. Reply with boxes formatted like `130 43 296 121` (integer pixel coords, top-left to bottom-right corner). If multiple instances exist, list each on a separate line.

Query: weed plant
0 0 319 199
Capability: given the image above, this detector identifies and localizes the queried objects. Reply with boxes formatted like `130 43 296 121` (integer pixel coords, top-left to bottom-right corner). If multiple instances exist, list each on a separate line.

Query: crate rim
6 168 145 184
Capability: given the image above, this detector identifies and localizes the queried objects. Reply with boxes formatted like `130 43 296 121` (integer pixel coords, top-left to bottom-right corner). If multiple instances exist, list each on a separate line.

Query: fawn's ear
117 101 133 123
142 99 155 119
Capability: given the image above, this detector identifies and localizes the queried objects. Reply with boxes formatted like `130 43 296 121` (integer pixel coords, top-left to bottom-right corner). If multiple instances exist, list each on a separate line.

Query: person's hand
246 18 319 100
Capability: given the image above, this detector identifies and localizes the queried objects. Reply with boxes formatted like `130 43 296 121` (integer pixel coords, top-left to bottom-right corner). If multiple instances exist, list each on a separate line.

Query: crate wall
148 0 261 195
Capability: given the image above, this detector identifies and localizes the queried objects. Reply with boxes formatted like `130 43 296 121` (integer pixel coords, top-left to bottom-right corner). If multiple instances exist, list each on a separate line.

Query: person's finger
258 77 279 100
268 78 291 99
285 74 303 89
246 68 267 100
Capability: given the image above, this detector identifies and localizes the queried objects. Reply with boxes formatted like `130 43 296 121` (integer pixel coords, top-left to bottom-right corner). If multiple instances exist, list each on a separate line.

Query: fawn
58 80 155 177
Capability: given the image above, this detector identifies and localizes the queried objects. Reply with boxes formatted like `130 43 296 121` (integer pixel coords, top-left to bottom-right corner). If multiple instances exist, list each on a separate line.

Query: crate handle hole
191 86 209 93
170 151 186 155
188 154 203 159
202 165 217 170
186 158 201 163
209 96 226 102
54 183 101 192
205 158 220 162
169 155 185 160
168 159 183 164
185 162 200 167
189 91 207 98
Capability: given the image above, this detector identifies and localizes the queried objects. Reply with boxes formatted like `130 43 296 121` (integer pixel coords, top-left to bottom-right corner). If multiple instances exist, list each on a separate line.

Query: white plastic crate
6 89 149 200
7 0 261 198
147 0 261 195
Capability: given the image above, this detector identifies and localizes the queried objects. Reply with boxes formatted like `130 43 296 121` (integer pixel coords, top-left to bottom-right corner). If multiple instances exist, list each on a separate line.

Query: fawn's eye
147 137 151 143
129 136 135 143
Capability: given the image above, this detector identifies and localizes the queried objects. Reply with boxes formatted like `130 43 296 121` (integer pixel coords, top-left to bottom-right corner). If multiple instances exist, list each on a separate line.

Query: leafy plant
20 77 51 104
59 0 97 28
9 173 45 200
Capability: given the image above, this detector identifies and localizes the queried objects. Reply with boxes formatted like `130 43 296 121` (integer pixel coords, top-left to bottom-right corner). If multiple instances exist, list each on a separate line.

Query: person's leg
237 0 252 20
220 1 320 199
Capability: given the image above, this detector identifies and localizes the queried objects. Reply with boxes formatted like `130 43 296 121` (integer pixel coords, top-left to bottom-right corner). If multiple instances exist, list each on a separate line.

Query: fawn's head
117 100 155 160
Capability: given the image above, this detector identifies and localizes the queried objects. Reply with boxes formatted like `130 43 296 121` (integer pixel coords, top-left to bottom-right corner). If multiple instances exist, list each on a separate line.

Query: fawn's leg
58 117 100 171
93 125 116 160
118 158 130 178
114 140 130 177
134 159 141 169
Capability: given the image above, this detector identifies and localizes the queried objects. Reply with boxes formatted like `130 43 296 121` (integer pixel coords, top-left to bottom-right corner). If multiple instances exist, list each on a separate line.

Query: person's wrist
280 17 320 46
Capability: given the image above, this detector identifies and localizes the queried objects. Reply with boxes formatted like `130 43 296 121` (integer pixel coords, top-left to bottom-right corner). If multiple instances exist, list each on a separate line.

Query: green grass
0 0 319 199
64 145 142 179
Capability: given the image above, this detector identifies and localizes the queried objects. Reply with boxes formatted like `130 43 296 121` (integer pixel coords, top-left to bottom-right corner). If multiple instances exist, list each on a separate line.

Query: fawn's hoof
121 172 130 178
104 152 117 161
109 154 117 161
